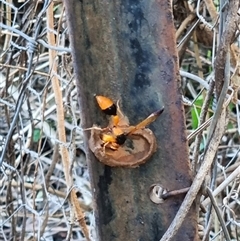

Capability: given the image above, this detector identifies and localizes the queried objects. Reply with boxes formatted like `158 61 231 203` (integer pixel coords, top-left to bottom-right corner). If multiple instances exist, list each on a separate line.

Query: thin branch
160 106 227 241
46 2 90 240
206 187 231 241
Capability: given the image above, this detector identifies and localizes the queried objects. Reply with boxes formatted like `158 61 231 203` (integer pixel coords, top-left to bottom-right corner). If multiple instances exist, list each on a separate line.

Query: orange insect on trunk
95 95 117 116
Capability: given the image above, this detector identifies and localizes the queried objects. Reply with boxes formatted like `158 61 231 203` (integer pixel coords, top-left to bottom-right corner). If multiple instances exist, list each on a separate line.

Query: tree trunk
64 1 198 240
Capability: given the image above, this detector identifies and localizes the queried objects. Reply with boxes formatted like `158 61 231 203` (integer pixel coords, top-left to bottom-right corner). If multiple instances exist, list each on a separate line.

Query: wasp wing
127 107 164 135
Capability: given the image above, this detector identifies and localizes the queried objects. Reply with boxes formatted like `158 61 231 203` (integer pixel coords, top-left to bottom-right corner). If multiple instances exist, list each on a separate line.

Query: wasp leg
102 141 109 155
101 141 118 154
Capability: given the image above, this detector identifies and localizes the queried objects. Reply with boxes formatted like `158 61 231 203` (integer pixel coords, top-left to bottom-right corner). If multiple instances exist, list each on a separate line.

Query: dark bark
64 1 198 240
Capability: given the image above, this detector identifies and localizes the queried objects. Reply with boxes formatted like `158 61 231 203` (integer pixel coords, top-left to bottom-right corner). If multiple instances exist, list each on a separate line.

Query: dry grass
0 1 93 240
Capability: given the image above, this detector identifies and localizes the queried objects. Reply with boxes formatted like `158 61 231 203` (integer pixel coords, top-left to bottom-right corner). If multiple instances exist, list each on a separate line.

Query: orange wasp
95 95 120 126
95 95 164 151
